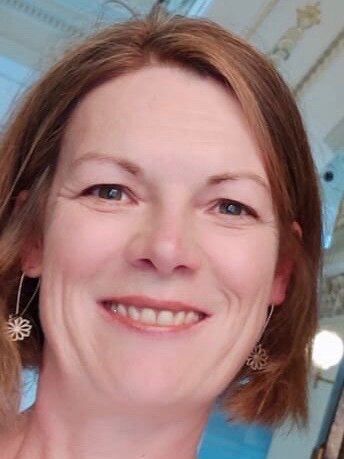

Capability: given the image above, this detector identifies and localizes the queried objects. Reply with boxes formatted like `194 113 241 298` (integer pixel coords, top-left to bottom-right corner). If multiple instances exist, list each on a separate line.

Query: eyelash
214 199 257 218
81 184 257 218
82 184 130 201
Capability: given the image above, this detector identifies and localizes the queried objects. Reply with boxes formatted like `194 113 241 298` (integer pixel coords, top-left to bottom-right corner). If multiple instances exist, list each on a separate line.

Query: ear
21 239 43 278
269 259 293 306
16 191 43 278
269 222 302 306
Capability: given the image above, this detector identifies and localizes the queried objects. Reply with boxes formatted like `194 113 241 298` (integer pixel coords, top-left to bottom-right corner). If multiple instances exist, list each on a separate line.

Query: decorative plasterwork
0 0 212 39
320 273 344 318
0 0 83 36
165 0 211 15
97 0 211 18
244 0 279 40
336 199 344 230
295 26 344 96
269 2 321 67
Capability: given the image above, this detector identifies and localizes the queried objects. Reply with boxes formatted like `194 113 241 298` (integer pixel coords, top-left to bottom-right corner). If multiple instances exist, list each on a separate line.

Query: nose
125 208 202 277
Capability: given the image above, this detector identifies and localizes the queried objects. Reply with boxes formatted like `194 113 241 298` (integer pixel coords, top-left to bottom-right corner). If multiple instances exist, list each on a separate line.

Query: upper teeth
110 303 202 327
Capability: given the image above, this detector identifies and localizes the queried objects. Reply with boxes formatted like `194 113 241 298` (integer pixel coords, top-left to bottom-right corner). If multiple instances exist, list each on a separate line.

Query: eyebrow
207 172 269 192
71 151 269 191
71 151 142 176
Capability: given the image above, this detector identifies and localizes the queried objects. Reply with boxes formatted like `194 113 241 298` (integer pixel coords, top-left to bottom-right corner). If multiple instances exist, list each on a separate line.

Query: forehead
59 65 268 182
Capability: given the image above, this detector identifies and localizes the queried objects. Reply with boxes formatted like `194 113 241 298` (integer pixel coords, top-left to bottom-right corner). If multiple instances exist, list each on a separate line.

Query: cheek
202 226 279 299
42 202 131 279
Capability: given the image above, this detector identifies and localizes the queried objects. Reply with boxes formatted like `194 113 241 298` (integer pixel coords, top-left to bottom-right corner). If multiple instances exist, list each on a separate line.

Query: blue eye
84 184 125 200
218 200 253 217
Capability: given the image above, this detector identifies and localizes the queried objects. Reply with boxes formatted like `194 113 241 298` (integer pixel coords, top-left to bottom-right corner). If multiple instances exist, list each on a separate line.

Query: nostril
135 258 156 270
126 231 201 275
131 256 194 276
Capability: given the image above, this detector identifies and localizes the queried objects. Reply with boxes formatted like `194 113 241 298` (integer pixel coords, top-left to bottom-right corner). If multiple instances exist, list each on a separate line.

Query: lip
101 295 210 316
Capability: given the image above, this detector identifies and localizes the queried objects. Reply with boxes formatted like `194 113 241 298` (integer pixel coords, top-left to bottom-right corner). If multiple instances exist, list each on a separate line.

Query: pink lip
102 295 209 316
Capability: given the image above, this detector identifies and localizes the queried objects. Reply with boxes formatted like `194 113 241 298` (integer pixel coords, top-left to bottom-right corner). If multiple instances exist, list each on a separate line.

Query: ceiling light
312 330 344 370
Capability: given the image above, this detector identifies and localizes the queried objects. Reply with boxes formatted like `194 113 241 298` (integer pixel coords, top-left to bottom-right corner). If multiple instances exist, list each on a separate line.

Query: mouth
101 296 209 331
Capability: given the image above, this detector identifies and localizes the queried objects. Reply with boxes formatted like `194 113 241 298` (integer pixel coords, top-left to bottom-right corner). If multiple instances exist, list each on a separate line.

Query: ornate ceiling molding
269 2 321 67
321 273 344 318
244 0 279 40
0 0 212 39
295 26 344 96
0 0 83 36
336 199 344 230
166 0 211 15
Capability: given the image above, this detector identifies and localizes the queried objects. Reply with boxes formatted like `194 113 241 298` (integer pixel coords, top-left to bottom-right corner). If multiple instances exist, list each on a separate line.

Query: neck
12 365 209 459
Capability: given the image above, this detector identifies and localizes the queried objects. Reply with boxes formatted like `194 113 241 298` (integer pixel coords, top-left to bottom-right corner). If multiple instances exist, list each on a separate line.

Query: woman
0 6 322 459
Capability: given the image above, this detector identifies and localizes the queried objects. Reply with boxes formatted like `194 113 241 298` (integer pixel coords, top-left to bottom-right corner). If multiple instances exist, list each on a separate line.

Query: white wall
267 371 338 459
268 315 344 459
0 54 35 125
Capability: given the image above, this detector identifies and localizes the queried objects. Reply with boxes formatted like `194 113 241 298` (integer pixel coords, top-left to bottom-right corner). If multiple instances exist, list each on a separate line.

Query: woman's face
26 66 289 412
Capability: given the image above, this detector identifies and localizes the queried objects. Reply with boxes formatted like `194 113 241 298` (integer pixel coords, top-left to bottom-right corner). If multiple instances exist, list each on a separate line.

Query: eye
217 199 256 217
82 184 128 201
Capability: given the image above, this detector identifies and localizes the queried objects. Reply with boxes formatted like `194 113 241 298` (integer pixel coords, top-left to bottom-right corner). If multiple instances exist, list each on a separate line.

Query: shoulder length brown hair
0 6 322 428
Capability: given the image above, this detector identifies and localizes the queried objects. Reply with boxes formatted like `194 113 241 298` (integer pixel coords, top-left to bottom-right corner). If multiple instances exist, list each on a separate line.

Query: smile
102 296 208 331
110 303 204 326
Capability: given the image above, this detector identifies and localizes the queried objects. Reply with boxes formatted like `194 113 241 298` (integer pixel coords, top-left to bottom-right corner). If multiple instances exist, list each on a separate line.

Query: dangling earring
246 305 274 371
5 274 40 342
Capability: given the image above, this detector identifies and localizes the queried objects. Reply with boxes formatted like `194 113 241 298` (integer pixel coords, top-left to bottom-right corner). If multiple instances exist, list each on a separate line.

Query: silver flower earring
246 305 274 371
5 274 40 342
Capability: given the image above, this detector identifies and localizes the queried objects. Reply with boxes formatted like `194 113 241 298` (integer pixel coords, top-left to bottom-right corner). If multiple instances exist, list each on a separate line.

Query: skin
5 65 291 458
